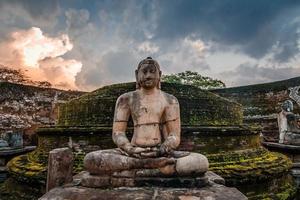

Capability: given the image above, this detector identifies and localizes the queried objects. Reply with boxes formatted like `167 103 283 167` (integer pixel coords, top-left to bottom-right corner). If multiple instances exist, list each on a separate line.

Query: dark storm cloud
223 62 300 86
1 0 300 89
154 0 300 60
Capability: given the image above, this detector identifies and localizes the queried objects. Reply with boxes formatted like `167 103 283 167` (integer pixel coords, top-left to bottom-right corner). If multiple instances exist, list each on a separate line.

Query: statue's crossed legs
84 149 209 176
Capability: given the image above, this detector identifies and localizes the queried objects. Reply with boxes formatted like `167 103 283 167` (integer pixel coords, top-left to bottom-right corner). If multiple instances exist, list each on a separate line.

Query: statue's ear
135 69 140 89
135 69 139 80
158 70 162 89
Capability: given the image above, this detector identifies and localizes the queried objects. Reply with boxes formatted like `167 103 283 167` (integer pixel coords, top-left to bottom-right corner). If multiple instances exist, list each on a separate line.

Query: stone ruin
0 81 295 199
0 130 35 182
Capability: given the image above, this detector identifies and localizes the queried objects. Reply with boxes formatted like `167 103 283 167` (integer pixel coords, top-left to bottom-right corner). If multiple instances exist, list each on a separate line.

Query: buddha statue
278 100 300 145
84 57 209 177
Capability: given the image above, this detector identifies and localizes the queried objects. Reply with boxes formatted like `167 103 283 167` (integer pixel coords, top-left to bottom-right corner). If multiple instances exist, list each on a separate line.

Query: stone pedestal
73 171 222 188
40 168 248 199
39 182 247 200
46 148 74 192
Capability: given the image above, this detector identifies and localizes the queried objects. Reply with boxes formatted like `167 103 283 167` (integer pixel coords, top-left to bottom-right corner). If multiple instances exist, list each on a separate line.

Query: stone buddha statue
278 100 300 145
84 57 209 177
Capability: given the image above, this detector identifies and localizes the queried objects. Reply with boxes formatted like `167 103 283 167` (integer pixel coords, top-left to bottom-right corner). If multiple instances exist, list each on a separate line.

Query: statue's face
136 63 161 89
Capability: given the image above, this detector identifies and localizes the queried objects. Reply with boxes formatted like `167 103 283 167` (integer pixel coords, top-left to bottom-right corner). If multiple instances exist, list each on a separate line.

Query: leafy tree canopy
162 70 225 90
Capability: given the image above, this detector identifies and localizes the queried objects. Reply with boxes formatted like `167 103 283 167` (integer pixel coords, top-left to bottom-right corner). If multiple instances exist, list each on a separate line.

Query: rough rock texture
39 185 247 200
46 148 73 192
73 171 222 188
0 82 84 145
176 153 209 175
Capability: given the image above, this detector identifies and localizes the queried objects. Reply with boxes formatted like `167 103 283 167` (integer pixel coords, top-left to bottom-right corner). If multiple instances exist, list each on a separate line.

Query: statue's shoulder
116 92 134 105
161 91 179 104
118 91 134 98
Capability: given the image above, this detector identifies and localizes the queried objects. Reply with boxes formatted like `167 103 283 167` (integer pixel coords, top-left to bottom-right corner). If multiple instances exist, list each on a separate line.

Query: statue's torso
123 90 177 147
129 90 165 147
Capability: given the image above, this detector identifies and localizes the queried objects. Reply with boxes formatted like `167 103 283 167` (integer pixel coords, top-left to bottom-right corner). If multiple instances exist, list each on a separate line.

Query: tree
162 70 225 90
0 65 52 88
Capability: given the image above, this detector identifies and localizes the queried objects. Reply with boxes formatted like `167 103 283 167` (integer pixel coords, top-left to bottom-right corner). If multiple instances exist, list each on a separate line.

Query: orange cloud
0 27 82 90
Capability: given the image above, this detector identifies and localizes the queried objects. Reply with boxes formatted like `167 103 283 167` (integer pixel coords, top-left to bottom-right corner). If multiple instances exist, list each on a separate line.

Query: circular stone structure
4 82 296 200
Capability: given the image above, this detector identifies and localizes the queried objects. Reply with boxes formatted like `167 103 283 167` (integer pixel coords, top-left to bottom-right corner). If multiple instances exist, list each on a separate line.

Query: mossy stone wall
212 77 300 141
58 82 243 127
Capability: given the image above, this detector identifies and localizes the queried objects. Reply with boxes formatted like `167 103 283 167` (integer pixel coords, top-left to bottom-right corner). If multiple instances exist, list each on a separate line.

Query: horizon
0 0 300 91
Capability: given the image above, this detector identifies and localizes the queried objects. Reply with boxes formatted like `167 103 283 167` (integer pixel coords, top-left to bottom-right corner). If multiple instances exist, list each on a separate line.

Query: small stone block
111 177 135 187
112 170 136 178
80 174 111 188
134 176 208 188
46 147 74 192
206 171 225 185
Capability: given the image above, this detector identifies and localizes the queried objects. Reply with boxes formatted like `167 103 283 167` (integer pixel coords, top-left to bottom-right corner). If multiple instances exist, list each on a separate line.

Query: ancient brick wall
0 82 84 145
212 76 300 141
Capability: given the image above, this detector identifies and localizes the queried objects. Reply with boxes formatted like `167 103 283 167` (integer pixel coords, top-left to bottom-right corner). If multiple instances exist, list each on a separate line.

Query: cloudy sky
0 0 300 91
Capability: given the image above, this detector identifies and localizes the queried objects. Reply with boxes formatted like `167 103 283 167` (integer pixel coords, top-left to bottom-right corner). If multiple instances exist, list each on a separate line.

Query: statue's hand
122 143 150 157
159 143 172 156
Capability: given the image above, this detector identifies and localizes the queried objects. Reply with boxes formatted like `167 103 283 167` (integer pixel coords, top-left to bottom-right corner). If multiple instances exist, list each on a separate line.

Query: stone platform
39 184 247 200
74 171 225 188
40 171 246 200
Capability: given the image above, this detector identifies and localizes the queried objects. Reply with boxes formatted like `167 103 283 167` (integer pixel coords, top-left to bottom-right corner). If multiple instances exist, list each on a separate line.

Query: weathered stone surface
176 153 209 176
39 184 248 200
74 172 110 188
205 171 225 185
46 148 73 192
0 81 84 146
111 177 135 187
73 171 222 188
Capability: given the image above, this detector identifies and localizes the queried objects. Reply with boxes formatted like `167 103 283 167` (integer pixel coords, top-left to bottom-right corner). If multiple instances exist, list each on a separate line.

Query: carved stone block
46 148 73 192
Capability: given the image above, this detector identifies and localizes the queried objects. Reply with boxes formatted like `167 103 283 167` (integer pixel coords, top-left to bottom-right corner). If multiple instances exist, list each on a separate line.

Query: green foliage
162 70 226 89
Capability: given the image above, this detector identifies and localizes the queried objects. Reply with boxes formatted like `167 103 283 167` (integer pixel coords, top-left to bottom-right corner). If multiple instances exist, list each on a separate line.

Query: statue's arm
112 94 147 155
112 95 132 150
160 97 181 154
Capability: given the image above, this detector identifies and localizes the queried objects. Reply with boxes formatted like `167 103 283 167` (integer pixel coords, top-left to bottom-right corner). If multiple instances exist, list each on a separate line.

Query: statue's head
282 100 294 112
135 57 162 89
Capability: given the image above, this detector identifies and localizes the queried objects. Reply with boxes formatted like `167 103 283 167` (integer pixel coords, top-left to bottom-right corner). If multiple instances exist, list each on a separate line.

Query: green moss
242 175 297 200
208 148 292 185
58 82 243 127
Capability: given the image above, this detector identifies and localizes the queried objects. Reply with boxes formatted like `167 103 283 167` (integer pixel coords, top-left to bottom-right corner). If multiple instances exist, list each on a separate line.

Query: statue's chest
131 97 164 123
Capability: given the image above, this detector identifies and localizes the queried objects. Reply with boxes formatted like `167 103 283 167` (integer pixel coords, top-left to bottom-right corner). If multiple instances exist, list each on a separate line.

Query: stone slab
74 171 223 188
39 185 247 200
262 142 300 153
0 146 36 156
